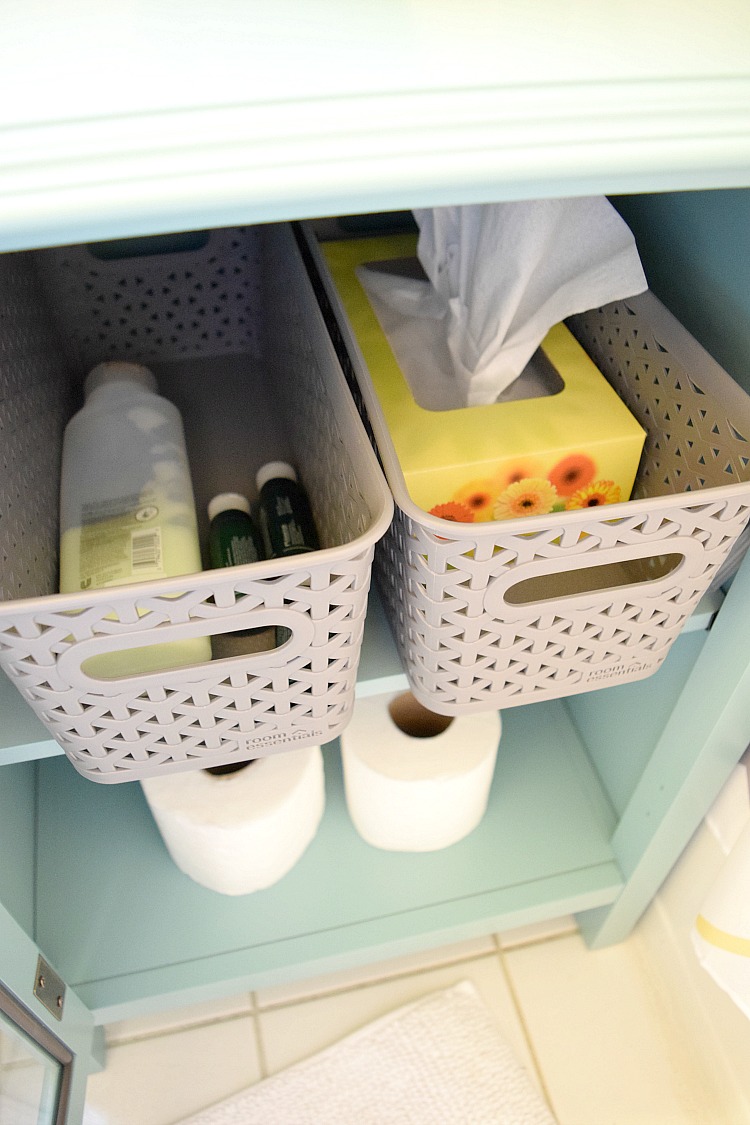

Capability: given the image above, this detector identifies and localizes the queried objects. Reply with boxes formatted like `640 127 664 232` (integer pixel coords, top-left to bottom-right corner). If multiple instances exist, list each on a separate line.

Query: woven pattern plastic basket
305 226 750 714
0 225 393 781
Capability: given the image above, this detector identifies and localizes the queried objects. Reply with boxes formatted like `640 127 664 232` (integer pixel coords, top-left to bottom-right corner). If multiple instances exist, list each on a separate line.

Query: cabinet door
0 902 100 1125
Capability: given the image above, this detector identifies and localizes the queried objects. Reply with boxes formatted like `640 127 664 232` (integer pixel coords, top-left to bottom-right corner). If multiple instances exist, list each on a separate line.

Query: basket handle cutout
503 553 684 606
483 537 700 619
56 608 315 695
86 231 211 261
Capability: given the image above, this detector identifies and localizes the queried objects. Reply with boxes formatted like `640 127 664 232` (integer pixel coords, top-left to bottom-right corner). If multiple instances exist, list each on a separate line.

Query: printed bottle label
259 480 319 558
79 493 164 588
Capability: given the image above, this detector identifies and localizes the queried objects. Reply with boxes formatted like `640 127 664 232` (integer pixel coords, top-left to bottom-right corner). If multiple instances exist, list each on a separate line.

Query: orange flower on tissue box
320 234 646 522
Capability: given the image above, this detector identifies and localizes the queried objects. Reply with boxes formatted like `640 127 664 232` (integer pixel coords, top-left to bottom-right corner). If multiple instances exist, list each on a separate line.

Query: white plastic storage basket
301 224 750 715
0 224 393 782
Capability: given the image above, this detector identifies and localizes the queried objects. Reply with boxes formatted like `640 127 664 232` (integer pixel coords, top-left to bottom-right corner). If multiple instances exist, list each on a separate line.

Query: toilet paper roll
341 692 501 852
141 747 325 895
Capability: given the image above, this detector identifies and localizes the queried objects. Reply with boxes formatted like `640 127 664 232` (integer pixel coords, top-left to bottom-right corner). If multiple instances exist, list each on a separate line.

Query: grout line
105 1005 254 1048
253 947 499 1012
254 927 579 1013
1 1057 39 1073
251 1000 270 1080
494 938 558 1119
103 932 576 1043
497 925 578 953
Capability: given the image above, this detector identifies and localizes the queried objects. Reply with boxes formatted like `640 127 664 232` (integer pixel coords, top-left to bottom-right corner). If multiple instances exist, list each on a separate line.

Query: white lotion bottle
59 361 210 677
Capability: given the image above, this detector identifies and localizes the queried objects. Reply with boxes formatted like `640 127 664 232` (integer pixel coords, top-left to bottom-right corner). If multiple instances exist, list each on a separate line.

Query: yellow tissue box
320 234 646 523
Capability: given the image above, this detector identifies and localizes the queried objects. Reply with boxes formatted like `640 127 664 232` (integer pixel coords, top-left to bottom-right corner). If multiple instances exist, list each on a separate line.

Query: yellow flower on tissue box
320 234 646 522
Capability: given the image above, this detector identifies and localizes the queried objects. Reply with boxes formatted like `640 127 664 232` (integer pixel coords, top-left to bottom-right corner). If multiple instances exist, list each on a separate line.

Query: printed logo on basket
244 730 323 751
584 660 657 684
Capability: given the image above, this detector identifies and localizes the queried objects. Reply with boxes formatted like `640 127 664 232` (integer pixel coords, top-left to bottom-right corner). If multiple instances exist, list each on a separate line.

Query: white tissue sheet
177 981 556 1125
357 261 562 411
340 694 500 851
140 747 324 895
693 817 750 1020
413 198 648 405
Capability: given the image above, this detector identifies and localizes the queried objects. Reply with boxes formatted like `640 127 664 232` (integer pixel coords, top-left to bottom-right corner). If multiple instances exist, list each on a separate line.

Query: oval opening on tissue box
358 258 564 411
502 552 684 607
87 230 212 260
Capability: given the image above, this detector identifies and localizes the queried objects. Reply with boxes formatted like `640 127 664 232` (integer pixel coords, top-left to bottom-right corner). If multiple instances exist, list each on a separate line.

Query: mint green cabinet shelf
0 587 735 1024
34 698 620 1021
0 674 67 766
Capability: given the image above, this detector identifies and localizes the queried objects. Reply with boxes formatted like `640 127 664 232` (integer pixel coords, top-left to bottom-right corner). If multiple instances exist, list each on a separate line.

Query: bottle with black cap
207 492 263 571
256 461 320 559
207 491 268 649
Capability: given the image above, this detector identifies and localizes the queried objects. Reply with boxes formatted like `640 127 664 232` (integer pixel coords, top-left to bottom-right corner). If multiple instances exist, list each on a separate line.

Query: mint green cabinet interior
613 190 750 396
0 12 750 1043
0 573 743 1024
0 766 101 1122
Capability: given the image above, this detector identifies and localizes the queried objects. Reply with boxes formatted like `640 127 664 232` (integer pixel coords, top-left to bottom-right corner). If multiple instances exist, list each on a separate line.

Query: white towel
177 981 556 1125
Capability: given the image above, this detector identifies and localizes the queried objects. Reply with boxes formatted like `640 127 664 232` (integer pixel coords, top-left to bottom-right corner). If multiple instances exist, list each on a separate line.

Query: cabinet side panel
612 189 750 396
566 632 709 817
0 761 36 936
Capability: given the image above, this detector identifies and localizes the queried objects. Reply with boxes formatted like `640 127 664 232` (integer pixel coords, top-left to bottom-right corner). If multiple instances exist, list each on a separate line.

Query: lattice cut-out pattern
569 296 750 498
36 228 263 368
0 255 74 601
376 495 750 713
0 551 375 781
369 291 750 714
0 225 392 782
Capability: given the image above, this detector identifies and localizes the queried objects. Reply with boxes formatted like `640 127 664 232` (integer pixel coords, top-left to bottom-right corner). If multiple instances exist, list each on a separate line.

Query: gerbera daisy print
566 481 622 509
451 479 498 521
494 478 559 520
495 462 542 492
429 501 475 522
548 453 596 496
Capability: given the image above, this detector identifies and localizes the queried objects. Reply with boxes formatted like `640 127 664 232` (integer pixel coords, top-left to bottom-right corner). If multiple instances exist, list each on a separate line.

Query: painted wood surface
34 701 621 1021
1 3 749 249
0 902 101 1122
0 7 748 1028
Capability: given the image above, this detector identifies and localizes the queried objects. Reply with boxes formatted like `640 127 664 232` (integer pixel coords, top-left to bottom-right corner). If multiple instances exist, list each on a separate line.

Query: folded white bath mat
178 980 556 1124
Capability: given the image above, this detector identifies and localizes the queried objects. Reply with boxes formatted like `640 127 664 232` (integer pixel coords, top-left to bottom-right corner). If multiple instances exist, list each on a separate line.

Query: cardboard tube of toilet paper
341 693 501 852
141 747 325 895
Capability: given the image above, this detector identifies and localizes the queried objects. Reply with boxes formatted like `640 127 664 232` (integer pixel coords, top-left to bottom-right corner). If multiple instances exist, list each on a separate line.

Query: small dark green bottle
256 462 320 559
207 492 263 569
207 492 265 644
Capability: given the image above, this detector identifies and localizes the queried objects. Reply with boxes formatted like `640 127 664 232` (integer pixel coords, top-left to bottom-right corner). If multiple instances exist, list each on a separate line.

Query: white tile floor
84 918 742 1125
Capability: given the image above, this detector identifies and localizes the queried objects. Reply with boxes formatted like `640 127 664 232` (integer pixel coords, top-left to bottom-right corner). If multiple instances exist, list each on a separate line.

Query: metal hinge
33 956 65 1021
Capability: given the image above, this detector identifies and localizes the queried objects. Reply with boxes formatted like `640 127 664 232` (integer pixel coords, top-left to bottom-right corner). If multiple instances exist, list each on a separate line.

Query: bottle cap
84 361 159 399
256 461 297 492
207 492 251 522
